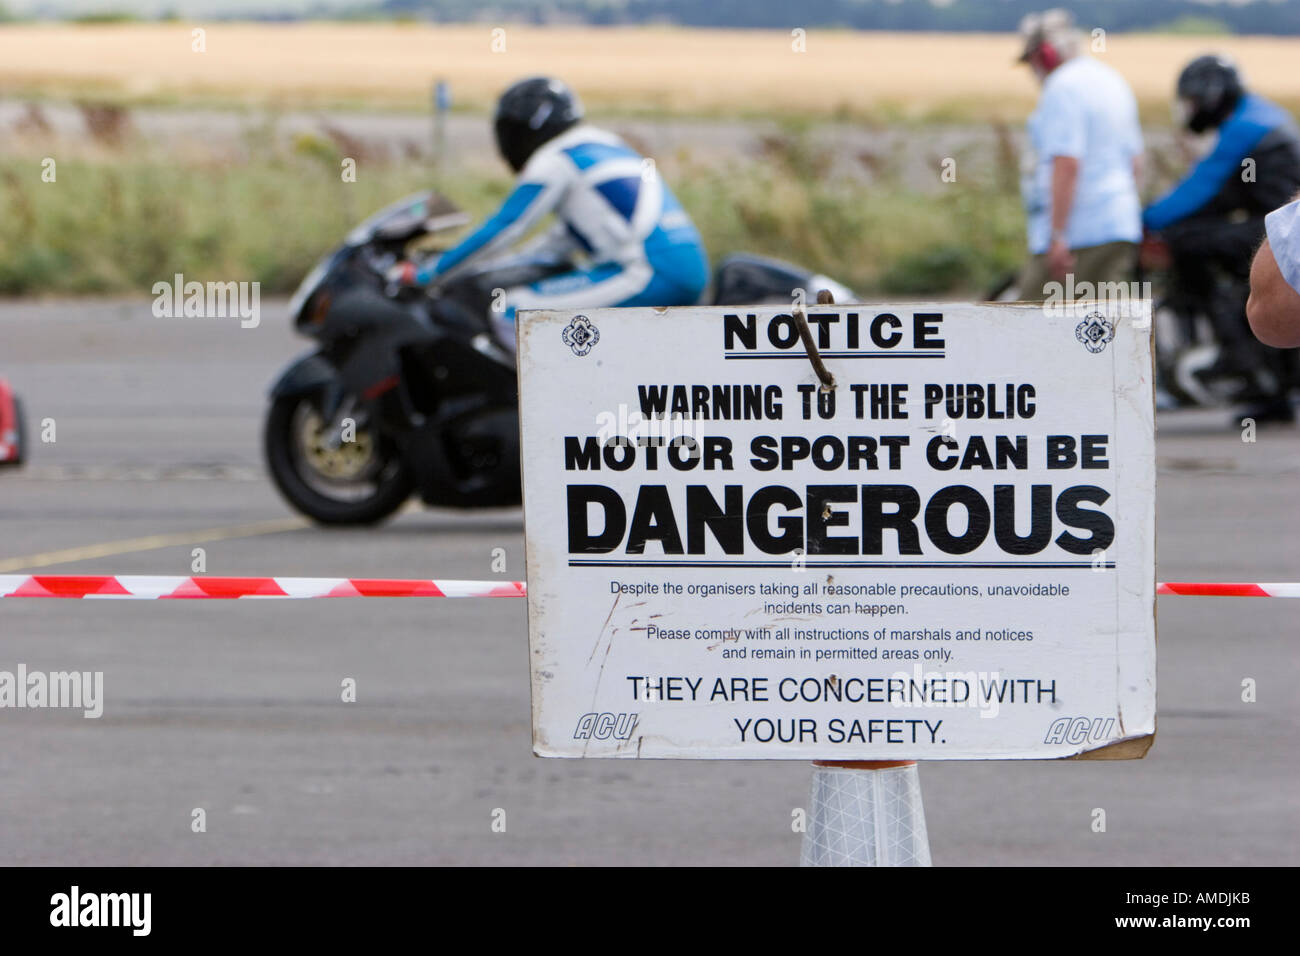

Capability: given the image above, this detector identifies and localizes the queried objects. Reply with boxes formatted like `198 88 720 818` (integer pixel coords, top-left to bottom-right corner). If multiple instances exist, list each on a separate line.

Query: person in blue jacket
1145 54 1300 422
390 77 710 350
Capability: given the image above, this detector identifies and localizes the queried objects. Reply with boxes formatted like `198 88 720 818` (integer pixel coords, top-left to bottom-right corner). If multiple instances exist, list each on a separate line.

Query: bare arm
1050 156 1080 238
1247 238 1300 348
1046 156 1081 279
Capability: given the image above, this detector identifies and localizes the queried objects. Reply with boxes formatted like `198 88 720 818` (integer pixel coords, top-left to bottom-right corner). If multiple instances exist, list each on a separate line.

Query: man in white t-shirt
1015 10 1144 302
1248 196 1300 348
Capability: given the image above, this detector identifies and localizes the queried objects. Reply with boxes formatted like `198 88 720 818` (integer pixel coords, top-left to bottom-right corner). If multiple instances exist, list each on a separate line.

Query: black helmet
1176 54 1244 133
493 77 584 172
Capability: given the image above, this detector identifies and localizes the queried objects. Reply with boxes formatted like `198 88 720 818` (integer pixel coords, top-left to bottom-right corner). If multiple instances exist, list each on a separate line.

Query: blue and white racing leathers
416 125 710 347
1144 93 1300 231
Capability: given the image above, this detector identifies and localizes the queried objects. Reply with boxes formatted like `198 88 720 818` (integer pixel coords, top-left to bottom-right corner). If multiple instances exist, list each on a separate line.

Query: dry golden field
1 23 1299 118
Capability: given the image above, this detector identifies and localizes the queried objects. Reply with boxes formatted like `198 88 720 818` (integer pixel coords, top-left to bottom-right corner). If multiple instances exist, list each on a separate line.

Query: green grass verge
0 149 1024 299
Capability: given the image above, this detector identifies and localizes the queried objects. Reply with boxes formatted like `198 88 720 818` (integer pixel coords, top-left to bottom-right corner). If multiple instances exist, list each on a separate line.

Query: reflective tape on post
800 759 932 867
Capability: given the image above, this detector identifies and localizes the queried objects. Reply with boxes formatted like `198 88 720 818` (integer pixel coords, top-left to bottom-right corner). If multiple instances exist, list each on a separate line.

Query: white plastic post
800 760 932 867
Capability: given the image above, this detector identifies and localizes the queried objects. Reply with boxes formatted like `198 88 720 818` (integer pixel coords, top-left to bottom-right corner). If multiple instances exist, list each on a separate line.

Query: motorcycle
984 238 1272 410
1136 235 1294 410
265 191 856 524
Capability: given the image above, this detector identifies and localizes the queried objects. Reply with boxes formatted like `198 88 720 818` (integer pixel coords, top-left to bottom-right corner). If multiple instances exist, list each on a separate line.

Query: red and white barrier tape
0 574 1295 600
0 575 525 599
1156 582 1300 598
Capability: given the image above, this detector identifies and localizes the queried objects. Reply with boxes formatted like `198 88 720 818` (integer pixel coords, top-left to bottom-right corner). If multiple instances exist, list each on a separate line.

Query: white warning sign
518 302 1155 759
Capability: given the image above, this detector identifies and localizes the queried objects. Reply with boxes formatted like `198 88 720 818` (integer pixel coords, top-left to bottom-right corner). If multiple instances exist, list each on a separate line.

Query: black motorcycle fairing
707 252 847 304
268 352 346 420
398 327 517 420
269 351 337 398
403 402 522 508
313 288 436 417
290 191 472 328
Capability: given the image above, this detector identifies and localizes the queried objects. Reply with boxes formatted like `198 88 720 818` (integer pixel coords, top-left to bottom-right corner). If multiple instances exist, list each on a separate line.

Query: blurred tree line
339 0 1297 34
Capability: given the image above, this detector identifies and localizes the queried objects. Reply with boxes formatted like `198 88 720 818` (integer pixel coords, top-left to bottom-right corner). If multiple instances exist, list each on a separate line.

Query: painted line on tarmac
0 517 308 573
18 464 262 482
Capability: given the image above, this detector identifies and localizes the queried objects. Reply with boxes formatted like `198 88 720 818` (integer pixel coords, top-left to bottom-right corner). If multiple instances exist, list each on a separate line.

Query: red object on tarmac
0 377 24 466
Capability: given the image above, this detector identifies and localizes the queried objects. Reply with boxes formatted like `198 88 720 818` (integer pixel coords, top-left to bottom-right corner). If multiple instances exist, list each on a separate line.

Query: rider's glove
386 260 420 286
387 257 442 287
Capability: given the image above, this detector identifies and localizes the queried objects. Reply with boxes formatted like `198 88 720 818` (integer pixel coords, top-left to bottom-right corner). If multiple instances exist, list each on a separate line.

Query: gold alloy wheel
297 407 376 482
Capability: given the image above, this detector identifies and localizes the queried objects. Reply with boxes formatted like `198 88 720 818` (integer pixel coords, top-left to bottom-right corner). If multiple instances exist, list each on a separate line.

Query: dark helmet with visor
1176 54 1245 133
493 77 584 172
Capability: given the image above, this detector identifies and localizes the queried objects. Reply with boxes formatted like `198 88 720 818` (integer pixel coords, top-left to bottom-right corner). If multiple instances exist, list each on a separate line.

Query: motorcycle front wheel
264 393 413 525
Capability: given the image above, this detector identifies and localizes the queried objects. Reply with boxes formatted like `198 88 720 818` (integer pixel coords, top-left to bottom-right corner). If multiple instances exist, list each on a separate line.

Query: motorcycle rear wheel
264 393 413 525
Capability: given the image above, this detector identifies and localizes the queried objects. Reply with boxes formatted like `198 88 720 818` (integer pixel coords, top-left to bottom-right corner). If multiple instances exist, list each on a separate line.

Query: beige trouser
1016 240 1137 303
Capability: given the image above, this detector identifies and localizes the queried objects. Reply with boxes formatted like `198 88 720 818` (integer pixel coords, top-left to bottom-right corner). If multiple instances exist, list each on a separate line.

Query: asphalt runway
1 299 1297 865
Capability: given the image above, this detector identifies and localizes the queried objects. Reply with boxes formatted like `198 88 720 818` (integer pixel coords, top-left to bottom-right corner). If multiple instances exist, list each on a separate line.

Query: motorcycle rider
390 77 710 349
1014 9 1145 300
1143 54 1300 423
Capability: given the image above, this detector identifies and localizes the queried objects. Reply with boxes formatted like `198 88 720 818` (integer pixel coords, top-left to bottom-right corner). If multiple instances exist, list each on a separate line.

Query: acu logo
1043 716 1115 745
1075 311 1115 353
562 314 600 356
573 712 638 740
